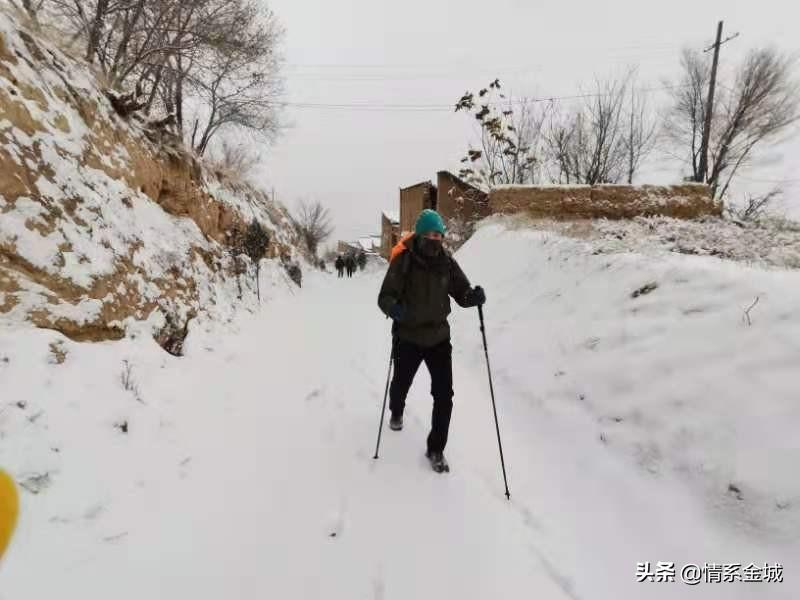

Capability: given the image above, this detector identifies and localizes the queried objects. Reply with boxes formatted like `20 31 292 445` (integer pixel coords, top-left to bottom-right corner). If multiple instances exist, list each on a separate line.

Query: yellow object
0 469 19 560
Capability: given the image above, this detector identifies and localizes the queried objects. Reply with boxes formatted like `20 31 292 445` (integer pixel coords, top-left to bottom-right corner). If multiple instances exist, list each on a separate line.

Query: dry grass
48 341 67 364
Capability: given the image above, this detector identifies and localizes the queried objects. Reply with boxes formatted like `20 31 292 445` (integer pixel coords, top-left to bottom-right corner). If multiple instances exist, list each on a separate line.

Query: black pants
389 338 454 454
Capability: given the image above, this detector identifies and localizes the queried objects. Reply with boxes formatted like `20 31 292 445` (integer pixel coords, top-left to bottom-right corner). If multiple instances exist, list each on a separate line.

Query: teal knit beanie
414 209 446 235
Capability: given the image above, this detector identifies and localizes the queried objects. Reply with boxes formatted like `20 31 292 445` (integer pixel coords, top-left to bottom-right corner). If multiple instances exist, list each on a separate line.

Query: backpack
389 233 453 297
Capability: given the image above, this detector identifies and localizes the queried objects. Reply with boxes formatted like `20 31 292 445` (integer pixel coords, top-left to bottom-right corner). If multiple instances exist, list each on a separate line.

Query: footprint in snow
372 575 386 600
327 498 348 539
304 387 324 403
537 554 581 600
518 505 544 533
83 504 105 520
179 456 192 479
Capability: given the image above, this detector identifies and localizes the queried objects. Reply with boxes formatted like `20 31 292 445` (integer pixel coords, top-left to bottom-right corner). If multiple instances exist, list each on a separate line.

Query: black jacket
378 234 477 347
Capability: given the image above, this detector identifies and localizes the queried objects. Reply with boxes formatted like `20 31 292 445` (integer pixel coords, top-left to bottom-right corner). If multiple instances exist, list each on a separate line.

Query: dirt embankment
0 11 301 342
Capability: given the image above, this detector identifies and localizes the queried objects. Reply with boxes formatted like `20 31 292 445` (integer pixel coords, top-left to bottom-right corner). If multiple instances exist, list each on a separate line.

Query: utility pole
697 21 740 184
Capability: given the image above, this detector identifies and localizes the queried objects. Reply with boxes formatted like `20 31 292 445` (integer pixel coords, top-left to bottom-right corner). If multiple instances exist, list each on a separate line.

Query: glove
388 303 408 322
466 285 486 307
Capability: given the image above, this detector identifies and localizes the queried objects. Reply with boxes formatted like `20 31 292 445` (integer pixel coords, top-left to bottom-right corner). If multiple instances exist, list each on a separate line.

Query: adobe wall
489 184 721 220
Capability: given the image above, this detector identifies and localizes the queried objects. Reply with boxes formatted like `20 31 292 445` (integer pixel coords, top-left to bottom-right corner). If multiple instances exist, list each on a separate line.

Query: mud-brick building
435 170 490 224
399 181 437 235
380 211 400 259
398 172 490 236
337 241 359 255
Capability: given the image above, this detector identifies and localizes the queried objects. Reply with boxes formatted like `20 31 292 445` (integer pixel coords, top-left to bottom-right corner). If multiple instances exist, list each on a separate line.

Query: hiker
335 255 345 278
346 255 355 278
377 209 486 473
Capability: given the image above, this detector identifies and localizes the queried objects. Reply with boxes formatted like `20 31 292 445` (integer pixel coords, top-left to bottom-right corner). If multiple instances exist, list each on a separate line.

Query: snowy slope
451 218 800 540
1 220 799 599
0 7 303 339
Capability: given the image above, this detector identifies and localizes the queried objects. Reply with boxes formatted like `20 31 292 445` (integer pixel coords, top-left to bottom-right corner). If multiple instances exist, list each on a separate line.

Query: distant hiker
346 255 355 278
377 209 486 473
335 255 345 278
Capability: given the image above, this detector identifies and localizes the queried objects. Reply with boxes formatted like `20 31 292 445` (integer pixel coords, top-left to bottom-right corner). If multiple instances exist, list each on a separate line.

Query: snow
357 236 380 252
491 183 708 190
1 220 799 598
516 214 800 270
383 210 399 224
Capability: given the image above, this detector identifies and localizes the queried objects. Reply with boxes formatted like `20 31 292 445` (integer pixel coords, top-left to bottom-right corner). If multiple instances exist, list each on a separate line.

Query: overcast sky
258 0 800 248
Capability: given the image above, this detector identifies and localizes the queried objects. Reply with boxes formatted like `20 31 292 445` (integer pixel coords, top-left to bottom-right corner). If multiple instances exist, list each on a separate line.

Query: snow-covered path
3 227 800 599
113 271 572 600
3 268 572 599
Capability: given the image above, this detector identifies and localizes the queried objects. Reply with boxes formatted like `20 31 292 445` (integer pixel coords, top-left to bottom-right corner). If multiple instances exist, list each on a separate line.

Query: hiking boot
389 413 403 431
425 449 450 473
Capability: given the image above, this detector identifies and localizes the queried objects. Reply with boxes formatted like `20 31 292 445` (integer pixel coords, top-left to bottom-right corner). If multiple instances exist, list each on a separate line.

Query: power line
278 84 687 112
281 50 684 83
285 51 679 72
283 42 686 70
279 102 452 112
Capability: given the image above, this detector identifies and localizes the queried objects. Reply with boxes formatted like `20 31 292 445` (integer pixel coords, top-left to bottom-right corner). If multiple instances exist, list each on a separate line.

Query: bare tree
49 0 284 152
665 50 710 182
295 201 333 257
622 84 659 183
209 139 262 180
545 75 630 184
187 1 283 155
542 72 658 185
455 79 549 187
728 187 783 221
16 0 47 25
667 47 800 198
84 0 109 62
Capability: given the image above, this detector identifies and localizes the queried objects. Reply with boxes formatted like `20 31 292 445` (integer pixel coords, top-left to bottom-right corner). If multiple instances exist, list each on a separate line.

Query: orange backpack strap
387 234 414 301
389 233 414 263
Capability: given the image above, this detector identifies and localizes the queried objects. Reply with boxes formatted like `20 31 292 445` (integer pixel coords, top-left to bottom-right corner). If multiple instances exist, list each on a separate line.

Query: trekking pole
373 335 397 460
478 304 511 500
